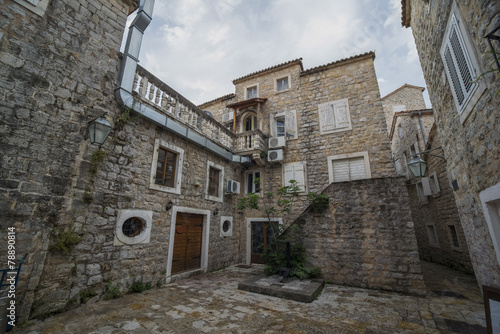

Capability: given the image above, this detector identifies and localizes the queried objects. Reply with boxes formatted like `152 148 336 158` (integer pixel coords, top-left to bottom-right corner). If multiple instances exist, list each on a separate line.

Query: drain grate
431 290 467 298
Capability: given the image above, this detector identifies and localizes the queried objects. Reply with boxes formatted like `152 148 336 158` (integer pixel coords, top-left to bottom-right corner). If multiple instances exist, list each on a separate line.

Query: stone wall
0 0 244 320
381 84 427 133
297 177 426 295
407 127 473 273
408 0 500 288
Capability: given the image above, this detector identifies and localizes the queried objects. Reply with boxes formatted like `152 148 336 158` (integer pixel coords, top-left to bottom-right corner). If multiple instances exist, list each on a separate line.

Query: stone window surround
220 216 233 237
13 0 49 17
166 206 211 282
327 151 371 184
114 210 152 246
245 217 283 265
149 138 184 194
416 179 430 204
426 223 440 248
205 160 224 202
480 181 500 266
244 83 259 100
429 171 441 197
440 1 486 124
274 74 291 93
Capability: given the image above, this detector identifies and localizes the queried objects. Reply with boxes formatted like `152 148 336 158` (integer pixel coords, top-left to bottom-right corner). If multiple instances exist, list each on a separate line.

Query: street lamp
87 116 112 146
407 147 446 178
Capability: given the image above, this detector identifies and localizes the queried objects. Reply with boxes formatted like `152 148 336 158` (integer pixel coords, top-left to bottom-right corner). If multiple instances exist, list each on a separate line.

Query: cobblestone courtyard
16 261 486 334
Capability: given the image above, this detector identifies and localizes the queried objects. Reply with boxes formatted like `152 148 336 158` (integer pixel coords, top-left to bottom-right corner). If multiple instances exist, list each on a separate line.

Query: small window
416 178 432 204
209 167 220 197
328 152 371 183
318 98 352 134
283 162 307 192
429 172 441 197
426 224 439 247
150 139 184 194
122 217 145 237
246 171 261 194
270 110 298 140
246 86 258 99
155 148 178 188
276 76 290 92
220 216 233 237
206 161 224 202
448 225 461 250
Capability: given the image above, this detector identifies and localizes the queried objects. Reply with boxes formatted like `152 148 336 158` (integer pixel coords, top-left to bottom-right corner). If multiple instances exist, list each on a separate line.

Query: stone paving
14 261 486 333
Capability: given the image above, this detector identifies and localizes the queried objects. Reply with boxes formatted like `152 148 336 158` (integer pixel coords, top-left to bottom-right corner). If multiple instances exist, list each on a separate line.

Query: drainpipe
115 0 249 163
417 112 427 147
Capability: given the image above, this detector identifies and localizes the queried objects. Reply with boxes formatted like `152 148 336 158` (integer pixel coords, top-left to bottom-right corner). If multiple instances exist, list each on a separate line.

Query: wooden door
251 221 277 264
171 213 204 274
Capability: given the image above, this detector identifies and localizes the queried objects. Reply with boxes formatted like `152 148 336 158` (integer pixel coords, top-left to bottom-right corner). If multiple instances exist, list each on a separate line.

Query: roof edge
389 108 433 141
232 58 304 84
381 83 426 100
300 51 375 76
198 93 236 108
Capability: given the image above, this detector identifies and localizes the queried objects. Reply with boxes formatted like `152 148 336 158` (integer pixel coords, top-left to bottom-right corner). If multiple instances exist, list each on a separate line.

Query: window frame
440 2 486 123
447 224 462 251
480 182 500 266
327 151 371 183
245 83 259 100
245 170 261 194
275 75 291 93
416 178 432 204
270 110 298 140
149 139 184 194
205 161 224 202
318 98 352 135
429 171 441 197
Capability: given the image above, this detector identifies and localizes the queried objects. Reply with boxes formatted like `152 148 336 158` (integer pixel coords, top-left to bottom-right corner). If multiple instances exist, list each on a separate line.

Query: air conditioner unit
226 180 240 194
269 136 286 149
221 111 234 123
268 149 284 163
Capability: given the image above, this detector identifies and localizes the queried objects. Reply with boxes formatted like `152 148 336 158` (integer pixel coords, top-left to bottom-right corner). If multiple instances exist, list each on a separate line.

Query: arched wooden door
171 213 204 274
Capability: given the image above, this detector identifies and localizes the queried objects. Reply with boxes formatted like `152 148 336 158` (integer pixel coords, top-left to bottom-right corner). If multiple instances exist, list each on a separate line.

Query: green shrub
129 280 152 293
104 280 121 300
49 225 83 255
307 192 329 213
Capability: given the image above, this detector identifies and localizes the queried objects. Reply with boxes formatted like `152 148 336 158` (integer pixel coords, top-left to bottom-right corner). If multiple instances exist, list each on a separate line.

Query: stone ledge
238 274 325 303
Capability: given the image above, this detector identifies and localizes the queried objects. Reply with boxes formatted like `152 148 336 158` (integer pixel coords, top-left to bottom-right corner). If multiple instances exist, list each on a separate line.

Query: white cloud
128 0 428 106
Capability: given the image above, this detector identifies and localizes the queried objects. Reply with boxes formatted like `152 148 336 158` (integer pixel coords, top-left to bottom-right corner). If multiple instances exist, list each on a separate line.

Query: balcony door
244 114 257 131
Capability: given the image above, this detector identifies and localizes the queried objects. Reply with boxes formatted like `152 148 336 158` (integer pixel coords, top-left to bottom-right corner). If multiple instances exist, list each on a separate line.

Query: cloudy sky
125 0 430 107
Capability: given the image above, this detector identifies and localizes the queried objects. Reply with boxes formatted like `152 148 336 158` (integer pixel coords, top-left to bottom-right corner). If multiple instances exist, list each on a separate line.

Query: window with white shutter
283 162 306 192
318 98 352 135
327 151 371 183
440 4 485 123
270 110 298 140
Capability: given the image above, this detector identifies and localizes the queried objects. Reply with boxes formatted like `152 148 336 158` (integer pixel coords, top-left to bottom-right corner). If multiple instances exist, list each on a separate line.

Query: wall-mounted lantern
165 200 174 211
485 25 500 71
87 116 112 146
408 147 446 178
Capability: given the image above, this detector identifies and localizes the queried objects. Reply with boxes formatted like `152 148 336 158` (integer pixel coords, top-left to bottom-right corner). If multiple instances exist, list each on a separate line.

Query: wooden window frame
205 161 224 202
155 148 178 188
149 139 184 194
208 167 220 197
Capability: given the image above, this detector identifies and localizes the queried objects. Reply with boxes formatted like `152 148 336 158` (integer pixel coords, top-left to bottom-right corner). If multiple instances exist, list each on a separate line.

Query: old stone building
402 0 500 288
383 84 473 273
1 0 426 321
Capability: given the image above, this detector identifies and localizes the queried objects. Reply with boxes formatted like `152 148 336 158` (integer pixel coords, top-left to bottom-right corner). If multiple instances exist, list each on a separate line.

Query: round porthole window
220 216 233 237
122 217 144 237
222 220 231 233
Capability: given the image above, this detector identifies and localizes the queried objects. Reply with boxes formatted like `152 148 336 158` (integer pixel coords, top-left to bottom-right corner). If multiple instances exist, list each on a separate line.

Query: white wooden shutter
421 177 432 196
270 114 277 138
318 103 335 132
349 157 366 180
332 160 350 182
285 110 296 137
442 14 477 113
284 162 306 191
333 100 349 129
284 164 294 186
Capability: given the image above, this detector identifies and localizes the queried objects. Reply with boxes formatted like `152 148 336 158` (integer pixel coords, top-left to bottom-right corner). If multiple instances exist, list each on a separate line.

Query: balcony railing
236 130 267 153
133 65 235 150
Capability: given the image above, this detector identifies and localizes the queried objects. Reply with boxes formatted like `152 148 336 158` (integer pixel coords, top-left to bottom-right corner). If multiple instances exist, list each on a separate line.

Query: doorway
171 212 204 274
248 219 282 264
